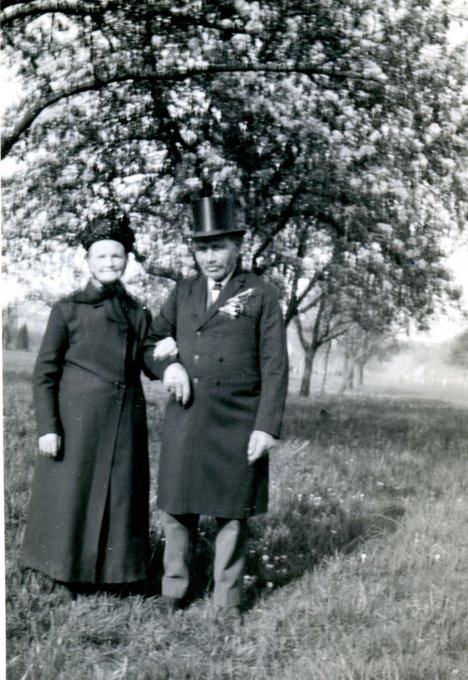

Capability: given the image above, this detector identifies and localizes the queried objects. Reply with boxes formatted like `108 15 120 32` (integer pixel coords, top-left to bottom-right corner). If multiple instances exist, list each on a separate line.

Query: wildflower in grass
266 582 274 589
360 553 367 563
261 554 269 562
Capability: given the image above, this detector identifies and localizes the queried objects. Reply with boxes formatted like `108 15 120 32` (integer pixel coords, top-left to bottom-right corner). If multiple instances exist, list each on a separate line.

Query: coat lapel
196 271 248 329
191 275 209 326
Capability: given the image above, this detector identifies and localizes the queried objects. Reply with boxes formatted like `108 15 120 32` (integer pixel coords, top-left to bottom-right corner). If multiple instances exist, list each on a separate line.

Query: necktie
208 282 223 308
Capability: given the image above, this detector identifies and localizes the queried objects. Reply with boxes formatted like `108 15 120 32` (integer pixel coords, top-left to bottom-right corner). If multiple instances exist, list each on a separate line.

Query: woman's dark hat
78 212 135 252
191 197 245 239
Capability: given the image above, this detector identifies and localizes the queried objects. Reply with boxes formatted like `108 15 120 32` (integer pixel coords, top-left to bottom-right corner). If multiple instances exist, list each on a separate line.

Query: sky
424 243 468 341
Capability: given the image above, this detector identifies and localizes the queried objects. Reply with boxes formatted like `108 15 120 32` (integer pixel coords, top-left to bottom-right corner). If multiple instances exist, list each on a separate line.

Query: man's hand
38 433 62 458
163 362 191 405
153 337 178 360
247 430 277 464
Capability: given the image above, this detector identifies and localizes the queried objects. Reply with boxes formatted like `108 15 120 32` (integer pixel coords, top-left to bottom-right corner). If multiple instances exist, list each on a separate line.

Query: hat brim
190 229 245 240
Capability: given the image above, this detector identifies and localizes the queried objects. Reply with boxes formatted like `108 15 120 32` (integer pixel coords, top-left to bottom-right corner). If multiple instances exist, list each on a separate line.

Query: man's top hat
191 197 245 239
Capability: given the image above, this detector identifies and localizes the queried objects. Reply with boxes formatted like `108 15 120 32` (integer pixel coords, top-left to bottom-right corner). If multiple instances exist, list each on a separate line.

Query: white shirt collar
207 270 234 290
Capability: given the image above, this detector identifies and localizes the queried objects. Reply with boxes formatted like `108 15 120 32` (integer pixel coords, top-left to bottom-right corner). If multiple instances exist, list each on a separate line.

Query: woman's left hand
153 337 178 360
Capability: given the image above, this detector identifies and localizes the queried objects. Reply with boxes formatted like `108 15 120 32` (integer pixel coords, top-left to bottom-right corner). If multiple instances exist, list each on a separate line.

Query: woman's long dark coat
22 282 152 584
144 270 288 519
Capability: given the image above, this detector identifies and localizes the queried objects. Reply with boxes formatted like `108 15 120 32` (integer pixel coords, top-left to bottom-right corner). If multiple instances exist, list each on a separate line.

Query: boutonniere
218 288 257 318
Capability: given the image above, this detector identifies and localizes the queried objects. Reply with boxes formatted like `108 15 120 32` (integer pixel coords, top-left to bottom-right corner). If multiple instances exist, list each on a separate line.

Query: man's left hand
247 430 277 464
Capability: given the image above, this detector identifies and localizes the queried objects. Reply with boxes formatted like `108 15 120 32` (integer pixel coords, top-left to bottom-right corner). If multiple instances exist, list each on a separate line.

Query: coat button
196 331 202 336
193 377 199 384
194 354 200 361
218 357 224 362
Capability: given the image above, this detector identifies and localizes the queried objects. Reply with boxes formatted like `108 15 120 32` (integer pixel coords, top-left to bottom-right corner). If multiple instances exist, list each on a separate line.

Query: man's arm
143 283 192 404
143 285 179 380
254 284 289 437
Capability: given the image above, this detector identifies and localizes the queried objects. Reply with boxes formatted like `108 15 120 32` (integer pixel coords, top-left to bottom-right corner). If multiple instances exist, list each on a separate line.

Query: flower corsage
218 288 256 319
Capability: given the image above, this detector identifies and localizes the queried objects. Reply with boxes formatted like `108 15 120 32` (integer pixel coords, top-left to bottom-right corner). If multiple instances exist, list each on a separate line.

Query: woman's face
87 239 127 286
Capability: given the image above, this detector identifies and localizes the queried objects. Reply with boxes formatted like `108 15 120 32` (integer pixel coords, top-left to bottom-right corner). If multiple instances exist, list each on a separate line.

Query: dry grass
3 352 468 679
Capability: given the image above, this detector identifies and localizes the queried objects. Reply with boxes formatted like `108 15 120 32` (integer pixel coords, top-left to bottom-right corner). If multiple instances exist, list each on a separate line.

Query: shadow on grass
242 496 405 611
283 396 468 455
144 496 405 611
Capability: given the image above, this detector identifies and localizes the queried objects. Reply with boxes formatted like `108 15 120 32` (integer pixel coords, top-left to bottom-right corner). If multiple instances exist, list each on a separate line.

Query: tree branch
2 61 385 157
139 260 182 282
293 315 310 354
1 0 117 23
252 182 304 263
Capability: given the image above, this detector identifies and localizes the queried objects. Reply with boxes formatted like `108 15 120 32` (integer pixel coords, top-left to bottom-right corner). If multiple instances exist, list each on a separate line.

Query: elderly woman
22 214 152 595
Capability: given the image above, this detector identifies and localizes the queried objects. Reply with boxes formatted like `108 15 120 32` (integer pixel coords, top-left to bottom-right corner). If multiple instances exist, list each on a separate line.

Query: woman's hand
38 433 62 458
153 337 178 360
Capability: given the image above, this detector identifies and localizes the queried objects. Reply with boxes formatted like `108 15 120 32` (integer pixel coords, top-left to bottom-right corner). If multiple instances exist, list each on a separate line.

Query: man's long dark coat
22 282 152 583
144 269 288 519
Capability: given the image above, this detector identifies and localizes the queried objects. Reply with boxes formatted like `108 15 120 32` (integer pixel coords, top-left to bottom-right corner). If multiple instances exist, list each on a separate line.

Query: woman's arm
33 302 69 438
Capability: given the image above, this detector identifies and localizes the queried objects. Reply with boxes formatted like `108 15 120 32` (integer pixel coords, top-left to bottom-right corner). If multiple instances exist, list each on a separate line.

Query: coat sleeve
143 285 179 380
254 285 289 438
139 306 156 380
33 302 70 437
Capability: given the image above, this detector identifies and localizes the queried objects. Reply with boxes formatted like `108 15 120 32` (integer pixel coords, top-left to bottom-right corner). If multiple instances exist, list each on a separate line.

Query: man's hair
192 234 243 249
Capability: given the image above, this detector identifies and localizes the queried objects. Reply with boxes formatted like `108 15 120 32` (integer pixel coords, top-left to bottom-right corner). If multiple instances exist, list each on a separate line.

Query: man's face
193 237 241 281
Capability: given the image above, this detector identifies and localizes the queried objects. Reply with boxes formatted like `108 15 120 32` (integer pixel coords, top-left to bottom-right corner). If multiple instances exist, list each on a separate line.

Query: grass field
3 350 468 679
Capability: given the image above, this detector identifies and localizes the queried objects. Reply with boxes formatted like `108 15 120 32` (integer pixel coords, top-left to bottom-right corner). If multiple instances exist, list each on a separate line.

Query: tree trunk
320 341 332 394
339 352 355 393
357 360 365 386
299 346 316 397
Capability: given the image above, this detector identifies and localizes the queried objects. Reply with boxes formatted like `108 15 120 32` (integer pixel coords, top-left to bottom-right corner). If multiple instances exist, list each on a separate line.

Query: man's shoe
155 595 183 615
214 605 242 629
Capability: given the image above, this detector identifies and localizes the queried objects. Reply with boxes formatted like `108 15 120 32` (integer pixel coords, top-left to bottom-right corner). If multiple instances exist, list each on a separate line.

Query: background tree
2 0 467 393
2 304 19 350
447 328 468 369
337 328 401 392
15 323 30 351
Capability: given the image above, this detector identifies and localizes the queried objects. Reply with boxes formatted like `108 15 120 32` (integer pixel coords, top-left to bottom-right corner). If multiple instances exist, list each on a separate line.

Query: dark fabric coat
144 269 288 519
22 281 152 584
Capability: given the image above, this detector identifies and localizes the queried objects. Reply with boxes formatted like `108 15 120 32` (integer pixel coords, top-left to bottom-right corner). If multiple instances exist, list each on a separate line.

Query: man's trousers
161 512 248 608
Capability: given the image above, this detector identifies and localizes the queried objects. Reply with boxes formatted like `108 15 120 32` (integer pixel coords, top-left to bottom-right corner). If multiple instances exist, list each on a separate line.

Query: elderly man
144 197 288 620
